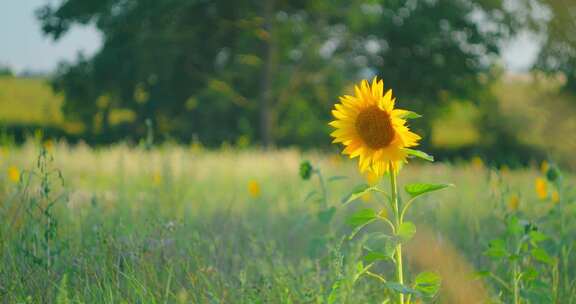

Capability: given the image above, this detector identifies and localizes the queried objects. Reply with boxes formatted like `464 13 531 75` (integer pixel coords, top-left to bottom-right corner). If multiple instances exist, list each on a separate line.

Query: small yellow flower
248 180 261 198
551 190 560 204
7 166 20 183
365 171 380 186
471 156 484 170
535 177 548 200
507 194 520 212
540 160 549 175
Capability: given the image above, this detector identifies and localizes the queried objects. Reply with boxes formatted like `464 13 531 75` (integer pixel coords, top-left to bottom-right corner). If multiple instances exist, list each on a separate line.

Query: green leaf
506 215 524 236
341 184 378 205
327 176 347 182
522 279 553 303
404 183 452 198
413 271 441 298
523 267 539 281
346 209 377 228
363 232 397 259
363 249 391 263
529 231 548 243
384 282 421 296
473 270 491 279
327 279 343 304
531 248 553 264
403 148 434 162
484 239 508 259
303 190 317 203
384 241 398 259
397 222 416 242
317 207 336 224
398 111 422 119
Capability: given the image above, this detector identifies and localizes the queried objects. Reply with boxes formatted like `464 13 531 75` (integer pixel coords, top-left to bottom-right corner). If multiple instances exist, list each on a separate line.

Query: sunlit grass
0 76 63 126
0 142 572 302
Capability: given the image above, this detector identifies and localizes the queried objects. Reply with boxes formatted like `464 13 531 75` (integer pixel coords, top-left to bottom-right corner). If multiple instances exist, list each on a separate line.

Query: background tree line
31 0 576 162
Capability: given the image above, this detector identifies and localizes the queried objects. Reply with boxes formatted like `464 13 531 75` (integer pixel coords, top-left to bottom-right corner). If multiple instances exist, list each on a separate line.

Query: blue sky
0 0 539 74
0 0 101 73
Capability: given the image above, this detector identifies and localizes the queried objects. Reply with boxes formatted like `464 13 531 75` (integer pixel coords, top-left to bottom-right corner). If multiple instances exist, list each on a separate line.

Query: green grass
0 76 63 126
0 142 574 303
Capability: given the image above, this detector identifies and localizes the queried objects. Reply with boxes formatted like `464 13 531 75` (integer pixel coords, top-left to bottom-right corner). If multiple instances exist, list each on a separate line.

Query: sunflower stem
390 163 404 304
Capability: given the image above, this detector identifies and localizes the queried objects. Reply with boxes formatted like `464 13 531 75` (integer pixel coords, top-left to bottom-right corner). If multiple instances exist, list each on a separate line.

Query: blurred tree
37 0 530 147
0 65 13 77
535 0 576 93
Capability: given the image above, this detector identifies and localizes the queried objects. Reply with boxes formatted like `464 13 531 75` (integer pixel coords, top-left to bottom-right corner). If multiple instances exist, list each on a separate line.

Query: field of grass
0 142 574 303
0 76 63 126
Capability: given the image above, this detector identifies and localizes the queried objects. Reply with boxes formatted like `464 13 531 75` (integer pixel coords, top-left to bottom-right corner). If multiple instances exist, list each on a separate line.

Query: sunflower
330 77 421 176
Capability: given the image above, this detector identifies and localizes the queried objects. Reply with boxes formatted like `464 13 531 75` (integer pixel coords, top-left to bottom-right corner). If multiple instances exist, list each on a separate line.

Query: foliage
35 0 528 146
535 0 576 93
478 159 576 303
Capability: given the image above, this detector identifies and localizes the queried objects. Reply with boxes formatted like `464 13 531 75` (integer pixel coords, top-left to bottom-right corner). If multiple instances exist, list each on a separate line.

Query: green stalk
512 260 519 304
512 240 520 304
390 164 404 304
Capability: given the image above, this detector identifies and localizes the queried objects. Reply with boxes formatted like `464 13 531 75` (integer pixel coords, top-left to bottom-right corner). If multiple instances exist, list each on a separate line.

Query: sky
0 0 540 74
0 0 101 74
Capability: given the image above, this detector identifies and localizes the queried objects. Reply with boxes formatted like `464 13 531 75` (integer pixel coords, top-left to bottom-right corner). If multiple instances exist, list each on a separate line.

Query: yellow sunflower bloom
535 177 548 200
507 194 520 212
7 166 20 183
248 180 261 198
330 77 421 176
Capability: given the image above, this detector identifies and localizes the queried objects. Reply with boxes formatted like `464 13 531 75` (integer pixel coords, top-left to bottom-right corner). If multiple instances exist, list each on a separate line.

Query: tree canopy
36 0 539 147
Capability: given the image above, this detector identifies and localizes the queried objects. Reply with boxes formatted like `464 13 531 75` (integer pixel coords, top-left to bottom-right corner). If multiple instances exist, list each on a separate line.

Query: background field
1 143 573 303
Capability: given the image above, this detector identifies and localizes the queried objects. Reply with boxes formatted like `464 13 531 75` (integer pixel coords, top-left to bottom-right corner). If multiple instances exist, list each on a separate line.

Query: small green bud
299 161 313 180
546 165 560 183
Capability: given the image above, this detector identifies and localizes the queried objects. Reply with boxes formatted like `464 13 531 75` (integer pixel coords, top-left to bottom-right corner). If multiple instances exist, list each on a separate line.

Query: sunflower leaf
396 221 417 242
317 207 337 224
363 249 391 263
341 184 379 205
327 176 348 182
403 148 434 162
346 208 377 228
384 282 421 296
413 271 441 299
404 183 453 198
398 111 422 119
531 248 553 265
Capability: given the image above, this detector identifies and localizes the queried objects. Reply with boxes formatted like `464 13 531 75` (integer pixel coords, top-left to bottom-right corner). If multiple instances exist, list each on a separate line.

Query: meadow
0 141 573 303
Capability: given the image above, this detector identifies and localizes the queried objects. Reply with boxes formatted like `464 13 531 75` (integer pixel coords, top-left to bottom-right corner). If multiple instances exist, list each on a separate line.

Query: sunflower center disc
355 106 394 149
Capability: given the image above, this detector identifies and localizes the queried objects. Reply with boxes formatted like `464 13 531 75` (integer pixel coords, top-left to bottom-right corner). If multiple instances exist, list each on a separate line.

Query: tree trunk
259 0 275 148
